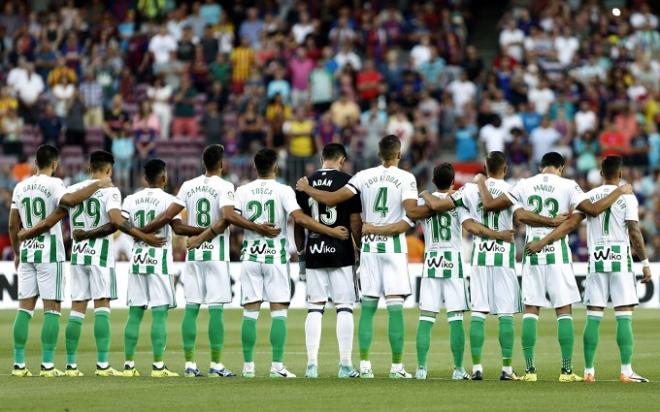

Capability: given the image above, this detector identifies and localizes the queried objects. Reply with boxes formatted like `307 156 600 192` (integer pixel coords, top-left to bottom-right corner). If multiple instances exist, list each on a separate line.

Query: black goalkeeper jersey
295 169 362 269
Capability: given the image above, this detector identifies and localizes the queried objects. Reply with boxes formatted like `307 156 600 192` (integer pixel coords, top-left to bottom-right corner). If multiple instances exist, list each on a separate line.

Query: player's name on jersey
590 191 627 208
362 174 405 189
311 177 334 187
532 183 555 193
182 185 219 198
248 187 273 195
134 196 161 206
19 183 54 197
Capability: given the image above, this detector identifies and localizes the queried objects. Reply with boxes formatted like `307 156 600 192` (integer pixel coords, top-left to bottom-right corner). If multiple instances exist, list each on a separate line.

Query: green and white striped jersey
455 180 519 268
506 173 587 266
235 179 301 264
67 179 121 268
586 185 637 273
123 188 179 275
346 165 418 254
11 174 66 263
175 175 234 262
419 193 471 278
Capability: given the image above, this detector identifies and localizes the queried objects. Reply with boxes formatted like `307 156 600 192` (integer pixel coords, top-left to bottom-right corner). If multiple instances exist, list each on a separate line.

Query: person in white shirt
529 117 561 165
499 19 525 61
292 11 314 44
334 45 362 71
385 108 414 155
410 34 432 69
13 62 44 124
52 77 75 118
149 25 178 65
447 72 476 115
574 101 597 136
528 80 555 115
147 76 173 140
479 116 510 153
554 27 579 66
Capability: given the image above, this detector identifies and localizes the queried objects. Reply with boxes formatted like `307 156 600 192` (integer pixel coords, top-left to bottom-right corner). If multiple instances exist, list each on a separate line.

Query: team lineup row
8 136 652 382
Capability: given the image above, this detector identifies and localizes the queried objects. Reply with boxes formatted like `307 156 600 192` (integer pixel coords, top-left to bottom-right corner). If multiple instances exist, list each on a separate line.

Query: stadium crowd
0 0 658 263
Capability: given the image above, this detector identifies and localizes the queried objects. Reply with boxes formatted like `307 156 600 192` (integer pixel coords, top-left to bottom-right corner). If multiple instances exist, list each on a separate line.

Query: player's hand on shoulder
525 240 544 255
144 233 166 247
96 177 114 189
641 266 652 284
473 173 486 184
552 213 569 227
258 223 281 238
619 183 633 195
331 226 350 240
296 176 310 191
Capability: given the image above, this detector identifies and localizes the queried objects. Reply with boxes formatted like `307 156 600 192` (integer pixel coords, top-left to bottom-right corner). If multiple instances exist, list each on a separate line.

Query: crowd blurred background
0 0 658 265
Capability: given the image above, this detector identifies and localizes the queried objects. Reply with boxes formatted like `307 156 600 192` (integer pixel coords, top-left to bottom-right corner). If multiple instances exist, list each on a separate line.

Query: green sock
65 314 84 365
521 314 538 371
616 314 634 365
498 316 514 367
557 315 574 372
13 310 32 365
270 312 287 363
358 298 378 360
94 309 111 364
208 305 224 363
387 301 404 364
449 312 465 369
583 314 602 369
151 306 169 363
124 306 145 362
181 304 200 362
241 312 258 362
470 314 486 365
416 315 435 368
41 311 61 364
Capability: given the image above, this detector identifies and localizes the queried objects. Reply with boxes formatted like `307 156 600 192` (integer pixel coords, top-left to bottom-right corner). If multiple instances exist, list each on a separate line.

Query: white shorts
70 265 118 301
522 264 581 308
419 277 469 313
583 271 639 308
240 261 291 305
359 253 411 298
306 266 357 305
18 262 65 301
470 266 521 314
183 261 232 305
127 273 176 308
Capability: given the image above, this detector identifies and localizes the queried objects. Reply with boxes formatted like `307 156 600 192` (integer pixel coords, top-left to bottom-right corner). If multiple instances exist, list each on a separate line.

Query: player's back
349 165 418 254
236 178 300 264
68 179 122 268
11 174 66 263
508 173 586 265
297 168 361 268
123 187 176 274
585 185 636 273
420 192 464 252
177 174 234 261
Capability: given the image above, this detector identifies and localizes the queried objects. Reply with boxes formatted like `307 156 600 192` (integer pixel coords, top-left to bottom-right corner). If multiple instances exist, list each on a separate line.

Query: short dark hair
601 155 623 179
432 162 454 190
486 151 507 175
36 144 59 169
144 159 167 183
379 135 401 160
254 148 278 176
540 152 566 169
89 150 115 172
322 143 347 161
203 144 224 171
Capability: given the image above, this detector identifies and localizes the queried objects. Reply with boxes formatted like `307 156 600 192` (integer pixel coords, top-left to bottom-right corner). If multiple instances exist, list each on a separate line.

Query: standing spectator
214 12 235 55
284 107 317 184
52 76 75 118
200 25 219 63
386 106 414 155
455 117 478 162
64 89 86 148
462 45 485 83
200 0 222 26
102 94 130 152
12 155 32 182
172 76 199 138
1 108 23 147
529 117 561 166
34 41 58 82
230 36 255 93
574 130 600 174
48 57 77 88
289 48 314 108
149 24 178 66
447 71 476 115
200 101 223 145
111 121 134 192
330 93 360 129
238 99 265 153
147 76 173 140
79 70 104 128
309 59 334 114
266 67 291 103
356 59 383 108
239 7 264 48
38 104 62 147
599 120 627 158
177 26 196 63
419 47 446 96
13 63 44 125
265 93 292 149
360 100 388 166
499 19 525 61
209 52 231 88
292 11 315 44
0 87 17 117
133 100 160 167
410 34 432 69
479 116 510 154
574 101 597 137
528 79 555 116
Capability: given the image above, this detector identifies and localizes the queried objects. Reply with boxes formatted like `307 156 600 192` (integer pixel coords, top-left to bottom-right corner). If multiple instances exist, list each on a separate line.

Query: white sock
391 363 403 371
336 309 354 367
272 361 283 371
97 362 109 369
305 310 323 366
502 366 512 374
243 362 254 371
185 361 197 370
42 362 54 369
67 363 77 368
14 363 26 368
210 362 224 370
124 360 135 368
584 367 595 376
621 364 633 375
153 361 164 369
360 360 371 370
473 364 483 373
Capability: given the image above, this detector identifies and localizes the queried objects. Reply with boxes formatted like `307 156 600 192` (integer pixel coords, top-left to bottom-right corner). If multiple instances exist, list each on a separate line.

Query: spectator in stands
52 76 75 118
265 93 291 149
48 57 77 88
356 59 382 109
13 62 44 125
34 41 58 82
1 108 23 146
529 116 561 166
230 36 255 93
239 7 264 48
112 121 134 192
209 52 231 89
12 154 32 182
172 76 199 138
200 101 222 146
574 101 597 137
360 99 389 166
447 71 476 115
102 94 130 152
80 70 104 128
330 93 360 129
134 100 160 167
177 26 196 63
455 116 478 162
266 66 291 103
289 47 314 108
479 115 509 154
309 58 334 114
599 120 627 158
238 99 265 153
386 105 414 155
0 87 17 117
64 89 86 149
284 106 317 184
149 24 178 66
39 104 62 148
147 76 173 140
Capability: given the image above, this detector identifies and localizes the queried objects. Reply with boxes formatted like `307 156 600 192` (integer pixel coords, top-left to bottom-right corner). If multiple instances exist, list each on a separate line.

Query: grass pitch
1 308 659 411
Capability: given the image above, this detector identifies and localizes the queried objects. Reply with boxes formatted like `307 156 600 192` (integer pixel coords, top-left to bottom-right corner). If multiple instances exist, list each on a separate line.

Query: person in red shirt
356 59 383 109
599 120 626 157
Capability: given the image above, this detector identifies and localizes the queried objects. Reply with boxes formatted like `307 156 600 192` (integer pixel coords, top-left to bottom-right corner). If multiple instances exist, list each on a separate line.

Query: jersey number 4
373 187 389 217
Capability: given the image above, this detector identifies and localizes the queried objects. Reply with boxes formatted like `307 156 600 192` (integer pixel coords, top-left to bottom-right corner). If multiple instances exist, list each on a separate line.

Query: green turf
1 308 659 411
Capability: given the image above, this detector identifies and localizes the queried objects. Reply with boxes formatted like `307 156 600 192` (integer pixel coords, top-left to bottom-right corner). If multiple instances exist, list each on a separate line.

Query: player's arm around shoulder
296 175 356 207
17 207 68 242
626 217 651 283
59 177 113 207
475 173 513 211
525 212 585 255
577 183 633 217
